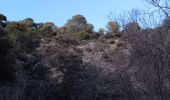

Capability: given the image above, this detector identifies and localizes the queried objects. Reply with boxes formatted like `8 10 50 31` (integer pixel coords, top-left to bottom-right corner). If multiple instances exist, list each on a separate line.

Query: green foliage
43 22 55 29
6 22 20 31
38 22 56 37
86 23 94 32
90 32 100 39
65 14 89 33
74 31 89 40
58 26 67 34
18 18 38 32
22 18 34 26
1 13 170 100
67 14 87 27
0 14 7 21
0 14 7 28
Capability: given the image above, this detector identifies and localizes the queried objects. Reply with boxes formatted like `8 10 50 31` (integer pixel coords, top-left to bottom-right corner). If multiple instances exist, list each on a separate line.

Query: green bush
6 22 20 32
74 31 89 40
90 32 100 39
0 14 7 21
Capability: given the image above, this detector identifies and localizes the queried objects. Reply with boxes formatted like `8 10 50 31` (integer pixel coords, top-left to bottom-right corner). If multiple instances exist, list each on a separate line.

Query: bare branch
146 0 170 17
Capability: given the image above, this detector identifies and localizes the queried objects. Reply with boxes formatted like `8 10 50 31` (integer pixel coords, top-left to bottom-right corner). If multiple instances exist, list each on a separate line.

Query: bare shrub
124 24 170 99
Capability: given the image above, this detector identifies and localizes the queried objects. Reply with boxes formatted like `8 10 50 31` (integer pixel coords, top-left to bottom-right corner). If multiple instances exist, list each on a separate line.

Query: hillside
0 13 170 100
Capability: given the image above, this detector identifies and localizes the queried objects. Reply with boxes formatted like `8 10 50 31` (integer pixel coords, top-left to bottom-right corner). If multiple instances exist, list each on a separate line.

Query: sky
0 0 147 30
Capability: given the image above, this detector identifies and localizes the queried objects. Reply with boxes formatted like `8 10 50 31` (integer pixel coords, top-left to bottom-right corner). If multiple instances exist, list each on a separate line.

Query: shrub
90 32 100 39
107 21 120 33
23 18 34 25
6 22 20 32
0 29 15 83
0 14 7 21
74 31 89 40
16 32 40 52
124 26 170 99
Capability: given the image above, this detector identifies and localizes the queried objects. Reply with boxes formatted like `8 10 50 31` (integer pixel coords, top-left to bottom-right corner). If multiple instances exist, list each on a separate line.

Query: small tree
6 22 20 33
0 14 7 28
0 14 7 21
86 23 94 33
107 21 119 33
65 14 88 33
22 18 34 26
43 22 54 29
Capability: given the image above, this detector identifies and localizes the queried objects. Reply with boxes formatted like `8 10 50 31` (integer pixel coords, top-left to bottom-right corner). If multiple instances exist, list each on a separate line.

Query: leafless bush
124 22 170 99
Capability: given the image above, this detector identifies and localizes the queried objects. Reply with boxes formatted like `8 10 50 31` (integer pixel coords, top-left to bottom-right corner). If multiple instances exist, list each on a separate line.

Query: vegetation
0 1 170 99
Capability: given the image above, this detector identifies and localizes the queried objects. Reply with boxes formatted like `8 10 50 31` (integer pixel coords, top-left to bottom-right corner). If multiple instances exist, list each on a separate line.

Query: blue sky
0 0 147 30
